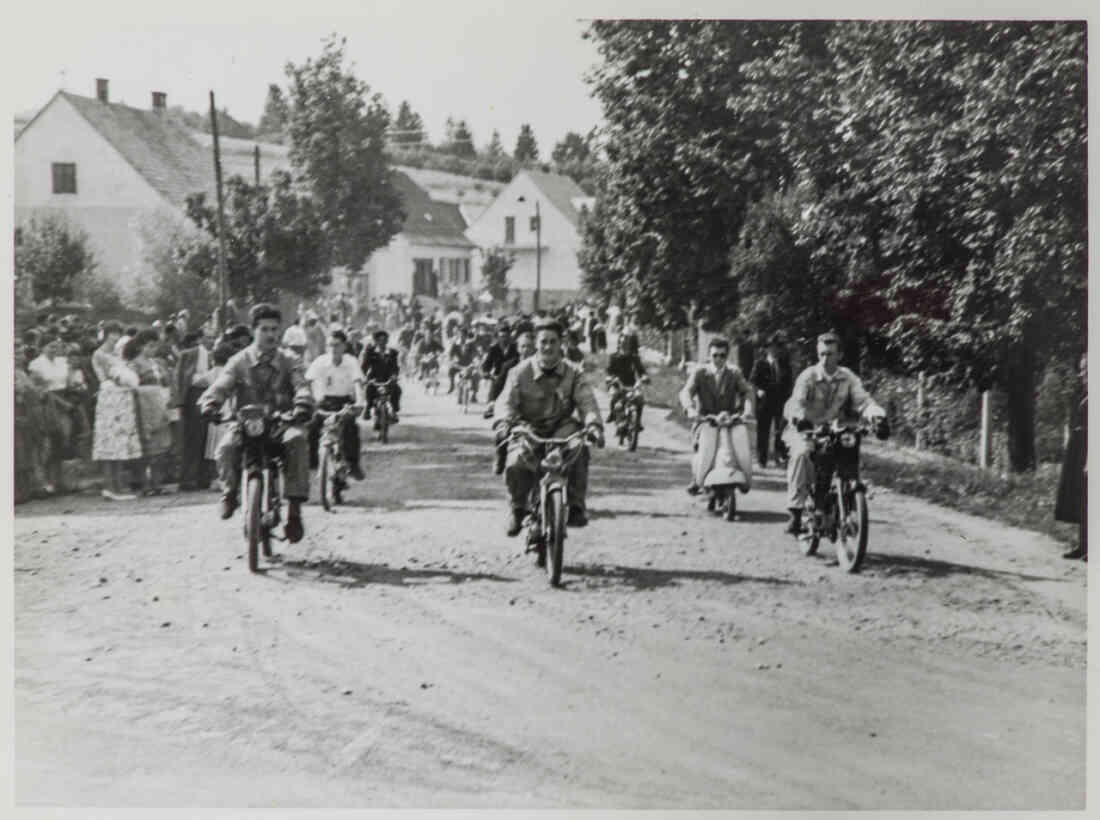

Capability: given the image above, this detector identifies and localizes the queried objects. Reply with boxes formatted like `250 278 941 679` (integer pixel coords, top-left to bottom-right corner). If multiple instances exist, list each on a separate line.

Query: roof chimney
152 91 166 111
95 78 109 102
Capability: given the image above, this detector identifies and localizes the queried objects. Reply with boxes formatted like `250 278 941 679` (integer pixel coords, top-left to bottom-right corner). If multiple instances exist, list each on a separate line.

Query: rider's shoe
349 464 366 481
1062 545 1086 560
686 483 701 496
567 506 589 528
506 507 525 537
483 405 495 419
493 446 507 475
284 500 304 543
220 491 238 520
785 508 802 535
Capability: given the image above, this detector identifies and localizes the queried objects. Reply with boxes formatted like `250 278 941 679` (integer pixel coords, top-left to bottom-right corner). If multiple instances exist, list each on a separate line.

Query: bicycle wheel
836 484 869 573
545 489 566 587
319 447 333 512
246 475 262 572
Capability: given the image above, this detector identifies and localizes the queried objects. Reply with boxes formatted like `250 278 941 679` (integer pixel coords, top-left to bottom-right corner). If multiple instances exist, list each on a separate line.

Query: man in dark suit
750 333 793 467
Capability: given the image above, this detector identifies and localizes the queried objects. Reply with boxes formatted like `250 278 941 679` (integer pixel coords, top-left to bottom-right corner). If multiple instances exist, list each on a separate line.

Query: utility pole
210 92 229 332
253 144 261 185
534 199 541 314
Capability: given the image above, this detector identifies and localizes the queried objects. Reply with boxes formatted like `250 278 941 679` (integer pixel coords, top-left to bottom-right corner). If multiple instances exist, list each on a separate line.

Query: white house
14 79 289 298
358 170 476 306
464 168 595 312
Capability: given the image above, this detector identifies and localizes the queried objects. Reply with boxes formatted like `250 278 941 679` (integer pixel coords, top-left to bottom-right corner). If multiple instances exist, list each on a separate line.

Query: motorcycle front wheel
799 501 819 556
545 489 566 587
628 408 639 452
836 484 869 573
246 475 263 572
377 402 389 444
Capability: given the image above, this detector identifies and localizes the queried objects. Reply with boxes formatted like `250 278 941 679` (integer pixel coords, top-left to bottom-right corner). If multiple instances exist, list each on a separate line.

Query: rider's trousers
215 423 310 500
783 427 813 508
691 422 753 488
504 419 589 513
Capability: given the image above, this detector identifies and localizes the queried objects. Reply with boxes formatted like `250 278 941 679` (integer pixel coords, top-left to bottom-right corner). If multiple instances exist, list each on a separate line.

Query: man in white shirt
305 328 365 481
28 335 73 392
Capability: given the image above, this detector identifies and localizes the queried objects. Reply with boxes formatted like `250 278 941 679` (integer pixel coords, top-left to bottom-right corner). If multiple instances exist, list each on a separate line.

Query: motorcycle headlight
243 417 266 437
839 431 858 448
717 411 731 426
542 450 564 471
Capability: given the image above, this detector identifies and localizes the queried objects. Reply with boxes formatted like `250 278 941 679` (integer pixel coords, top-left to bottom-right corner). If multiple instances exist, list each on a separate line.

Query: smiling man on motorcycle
493 317 604 536
199 303 314 543
679 336 755 496
784 331 889 535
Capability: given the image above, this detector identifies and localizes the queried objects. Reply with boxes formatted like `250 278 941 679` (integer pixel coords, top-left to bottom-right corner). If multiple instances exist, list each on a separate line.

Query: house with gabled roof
14 79 289 298
464 168 595 312
357 169 476 306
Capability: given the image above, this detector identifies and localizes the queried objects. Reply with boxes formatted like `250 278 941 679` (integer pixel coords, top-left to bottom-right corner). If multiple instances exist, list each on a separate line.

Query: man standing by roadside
750 333 794 468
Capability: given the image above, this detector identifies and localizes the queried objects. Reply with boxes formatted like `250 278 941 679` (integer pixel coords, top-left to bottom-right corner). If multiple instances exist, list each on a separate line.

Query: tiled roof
392 170 475 248
58 91 213 206
524 168 588 228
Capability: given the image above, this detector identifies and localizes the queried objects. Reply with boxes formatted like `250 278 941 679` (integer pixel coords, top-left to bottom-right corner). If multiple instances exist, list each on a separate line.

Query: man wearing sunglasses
679 336 755 496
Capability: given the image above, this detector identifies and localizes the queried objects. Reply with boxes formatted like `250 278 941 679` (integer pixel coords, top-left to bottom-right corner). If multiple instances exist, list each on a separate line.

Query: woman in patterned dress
122 329 173 496
91 321 141 500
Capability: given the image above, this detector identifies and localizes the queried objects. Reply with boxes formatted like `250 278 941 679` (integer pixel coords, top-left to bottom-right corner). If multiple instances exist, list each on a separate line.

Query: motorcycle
420 353 441 395
455 364 480 414
694 411 752 522
503 425 602 587
367 378 397 444
317 402 363 511
606 375 649 451
796 420 873 573
235 404 296 573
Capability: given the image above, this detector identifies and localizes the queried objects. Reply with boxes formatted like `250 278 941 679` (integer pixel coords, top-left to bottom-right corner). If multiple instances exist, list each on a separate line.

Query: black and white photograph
6 0 1091 810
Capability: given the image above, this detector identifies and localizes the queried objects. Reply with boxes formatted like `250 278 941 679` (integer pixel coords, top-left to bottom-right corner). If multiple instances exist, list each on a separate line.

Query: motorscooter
694 411 753 521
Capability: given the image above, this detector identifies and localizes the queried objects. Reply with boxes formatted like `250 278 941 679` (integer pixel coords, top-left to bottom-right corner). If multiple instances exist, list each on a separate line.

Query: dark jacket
750 354 793 407
482 340 519 379
607 351 646 387
360 346 401 382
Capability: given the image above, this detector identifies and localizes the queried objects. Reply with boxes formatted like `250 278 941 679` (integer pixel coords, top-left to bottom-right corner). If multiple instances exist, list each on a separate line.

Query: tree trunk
1003 351 1037 472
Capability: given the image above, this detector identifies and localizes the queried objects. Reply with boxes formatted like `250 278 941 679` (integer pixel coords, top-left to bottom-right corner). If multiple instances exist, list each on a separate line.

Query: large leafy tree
184 170 331 304
285 35 405 273
256 84 290 139
579 21 790 330
15 212 98 304
735 21 1086 469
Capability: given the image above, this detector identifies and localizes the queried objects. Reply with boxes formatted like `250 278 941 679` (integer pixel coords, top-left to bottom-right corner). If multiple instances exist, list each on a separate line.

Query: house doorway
413 258 437 298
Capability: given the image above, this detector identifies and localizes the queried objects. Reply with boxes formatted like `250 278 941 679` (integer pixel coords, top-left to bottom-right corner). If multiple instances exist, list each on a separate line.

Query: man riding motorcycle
199 303 314 543
446 326 480 395
360 329 402 422
481 319 519 419
783 331 889 534
493 318 603 535
305 328 365 481
606 332 649 429
679 336 755 496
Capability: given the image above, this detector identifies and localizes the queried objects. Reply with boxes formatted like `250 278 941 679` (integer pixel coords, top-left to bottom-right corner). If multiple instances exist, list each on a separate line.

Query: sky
8 0 614 154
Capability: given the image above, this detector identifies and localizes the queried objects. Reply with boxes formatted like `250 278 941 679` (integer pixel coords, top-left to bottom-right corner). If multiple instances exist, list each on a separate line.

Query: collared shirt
305 353 361 401
680 364 753 416
496 357 602 436
198 343 313 415
28 355 71 392
786 363 883 425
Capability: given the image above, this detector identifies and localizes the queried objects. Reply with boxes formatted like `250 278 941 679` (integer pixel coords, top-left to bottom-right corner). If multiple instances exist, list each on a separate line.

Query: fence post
915 371 925 450
979 390 993 469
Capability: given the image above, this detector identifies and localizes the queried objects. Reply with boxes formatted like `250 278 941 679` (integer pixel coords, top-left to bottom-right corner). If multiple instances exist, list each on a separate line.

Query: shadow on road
587 508 694 521
564 561 801 591
268 555 518 589
861 552 1067 584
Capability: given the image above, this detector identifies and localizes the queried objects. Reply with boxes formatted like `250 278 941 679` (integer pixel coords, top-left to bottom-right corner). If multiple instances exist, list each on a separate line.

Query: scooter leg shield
693 425 719 488
728 424 754 491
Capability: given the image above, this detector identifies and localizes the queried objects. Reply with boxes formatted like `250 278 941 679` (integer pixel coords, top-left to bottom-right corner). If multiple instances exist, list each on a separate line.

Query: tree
15 212 98 304
285 35 406 273
184 170 331 304
485 129 506 159
132 208 219 319
480 246 515 304
514 123 540 163
392 100 425 145
257 84 290 138
552 130 592 166
449 120 476 158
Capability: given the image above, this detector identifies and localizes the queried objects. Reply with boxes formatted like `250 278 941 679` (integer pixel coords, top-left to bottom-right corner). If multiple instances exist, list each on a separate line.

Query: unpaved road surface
14 381 1086 808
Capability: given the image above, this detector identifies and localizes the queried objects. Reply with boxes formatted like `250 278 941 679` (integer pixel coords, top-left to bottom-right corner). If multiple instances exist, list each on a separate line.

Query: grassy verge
582 350 1076 547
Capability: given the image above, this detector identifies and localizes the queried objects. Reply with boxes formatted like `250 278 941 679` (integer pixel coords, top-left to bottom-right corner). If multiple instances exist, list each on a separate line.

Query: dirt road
13 381 1086 808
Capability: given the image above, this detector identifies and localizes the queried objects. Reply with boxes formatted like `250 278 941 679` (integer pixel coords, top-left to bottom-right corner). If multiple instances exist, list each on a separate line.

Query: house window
52 163 77 194
504 216 515 244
